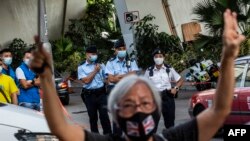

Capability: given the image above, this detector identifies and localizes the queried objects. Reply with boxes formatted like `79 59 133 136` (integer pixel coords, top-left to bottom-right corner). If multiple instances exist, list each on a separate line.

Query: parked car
54 70 70 105
0 102 58 141
189 56 250 125
40 70 70 105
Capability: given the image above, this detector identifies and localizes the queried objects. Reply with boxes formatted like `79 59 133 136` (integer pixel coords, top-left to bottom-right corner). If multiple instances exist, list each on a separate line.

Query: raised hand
222 9 245 59
30 36 53 78
94 64 101 72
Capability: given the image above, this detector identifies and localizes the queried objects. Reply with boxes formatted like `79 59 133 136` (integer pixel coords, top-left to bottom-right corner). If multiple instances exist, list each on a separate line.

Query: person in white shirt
145 48 184 129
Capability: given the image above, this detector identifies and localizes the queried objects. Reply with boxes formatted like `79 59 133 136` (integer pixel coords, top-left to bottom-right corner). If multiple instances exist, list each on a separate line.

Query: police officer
144 48 184 129
78 45 112 134
105 38 139 135
105 39 139 93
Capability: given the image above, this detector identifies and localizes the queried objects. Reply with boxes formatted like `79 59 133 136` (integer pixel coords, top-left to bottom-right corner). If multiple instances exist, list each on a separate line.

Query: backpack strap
78 60 86 66
0 87 10 103
108 56 116 62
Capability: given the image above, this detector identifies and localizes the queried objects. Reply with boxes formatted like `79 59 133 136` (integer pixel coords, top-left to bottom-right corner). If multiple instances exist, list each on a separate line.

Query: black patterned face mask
117 109 160 141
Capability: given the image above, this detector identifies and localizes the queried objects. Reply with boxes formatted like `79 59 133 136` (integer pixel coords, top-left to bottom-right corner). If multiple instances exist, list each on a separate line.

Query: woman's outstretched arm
196 9 245 141
30 38 84 141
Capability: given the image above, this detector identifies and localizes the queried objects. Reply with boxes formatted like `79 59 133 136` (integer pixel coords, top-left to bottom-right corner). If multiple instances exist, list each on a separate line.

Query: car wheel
61 94 70 105
193 105 205 116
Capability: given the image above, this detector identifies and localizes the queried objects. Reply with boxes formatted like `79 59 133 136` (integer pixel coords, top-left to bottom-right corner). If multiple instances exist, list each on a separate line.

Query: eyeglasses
115 100 155 114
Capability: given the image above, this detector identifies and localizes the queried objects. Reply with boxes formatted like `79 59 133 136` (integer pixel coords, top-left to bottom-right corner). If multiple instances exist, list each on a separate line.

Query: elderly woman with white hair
30 9 245 141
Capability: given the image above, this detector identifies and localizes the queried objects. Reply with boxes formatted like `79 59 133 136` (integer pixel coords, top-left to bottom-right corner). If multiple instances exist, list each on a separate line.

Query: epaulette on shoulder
78 60 85 66
147 65 154 71
164 64 172 68
108 57 116 62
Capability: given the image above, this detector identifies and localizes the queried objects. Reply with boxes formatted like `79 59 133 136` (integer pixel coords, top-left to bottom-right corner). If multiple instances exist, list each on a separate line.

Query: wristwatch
174 86 179 91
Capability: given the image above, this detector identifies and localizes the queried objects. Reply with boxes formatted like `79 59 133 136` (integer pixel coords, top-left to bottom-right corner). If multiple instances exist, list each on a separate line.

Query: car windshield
234 64 245 87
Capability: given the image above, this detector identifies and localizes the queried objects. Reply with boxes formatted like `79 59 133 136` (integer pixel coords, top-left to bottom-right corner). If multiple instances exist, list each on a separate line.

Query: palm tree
193 0 250 60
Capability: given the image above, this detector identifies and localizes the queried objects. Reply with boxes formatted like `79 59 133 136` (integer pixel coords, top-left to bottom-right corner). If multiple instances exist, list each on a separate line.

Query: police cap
114 39 125 48
152 48 165 56
86 45 97 53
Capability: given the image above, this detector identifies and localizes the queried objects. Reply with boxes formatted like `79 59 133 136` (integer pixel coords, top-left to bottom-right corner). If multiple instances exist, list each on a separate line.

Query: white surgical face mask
154 58 164 65
3 57 12 65
24 59 30 66
0 66 2 72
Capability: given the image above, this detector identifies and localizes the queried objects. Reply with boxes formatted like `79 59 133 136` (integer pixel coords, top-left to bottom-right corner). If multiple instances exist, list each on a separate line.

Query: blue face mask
89 55 98 62
3 57 12 65
117 50 127 58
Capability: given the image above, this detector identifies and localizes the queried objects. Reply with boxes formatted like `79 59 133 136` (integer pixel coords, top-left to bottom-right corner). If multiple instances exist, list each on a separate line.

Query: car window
244 65 250 87
234 64 245 87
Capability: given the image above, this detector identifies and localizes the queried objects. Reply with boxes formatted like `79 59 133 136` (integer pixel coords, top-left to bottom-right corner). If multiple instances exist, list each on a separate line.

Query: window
234 64 246 87
244 65 250 87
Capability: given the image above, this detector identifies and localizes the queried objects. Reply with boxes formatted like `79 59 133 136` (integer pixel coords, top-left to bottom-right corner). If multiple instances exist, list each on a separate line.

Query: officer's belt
160 89 174 98
82 86 105 94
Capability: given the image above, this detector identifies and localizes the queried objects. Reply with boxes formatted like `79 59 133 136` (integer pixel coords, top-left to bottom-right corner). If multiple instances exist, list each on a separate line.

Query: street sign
124 11 140 23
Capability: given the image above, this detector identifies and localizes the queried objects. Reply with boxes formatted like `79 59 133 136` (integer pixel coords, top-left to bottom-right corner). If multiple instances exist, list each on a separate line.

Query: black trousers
161 91 176 129
81 88 112 134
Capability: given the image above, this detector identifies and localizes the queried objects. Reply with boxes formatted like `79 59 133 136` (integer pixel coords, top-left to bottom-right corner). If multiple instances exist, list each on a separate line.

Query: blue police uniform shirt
105 57 139 85
78 61 105 89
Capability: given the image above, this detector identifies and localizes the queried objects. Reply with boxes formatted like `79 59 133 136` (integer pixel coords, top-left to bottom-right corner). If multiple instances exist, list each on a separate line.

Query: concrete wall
124 0 207 42
0 0 207 47
64 0 87 33
0 0 65 47
0 0 88 48
125 0 171 34
168 0 207 41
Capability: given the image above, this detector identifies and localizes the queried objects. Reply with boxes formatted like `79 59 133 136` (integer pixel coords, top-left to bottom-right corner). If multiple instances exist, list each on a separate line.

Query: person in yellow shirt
0 58 18 104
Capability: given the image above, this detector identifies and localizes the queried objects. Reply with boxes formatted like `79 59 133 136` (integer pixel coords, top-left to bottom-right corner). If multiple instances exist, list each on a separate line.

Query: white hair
108 75 161 123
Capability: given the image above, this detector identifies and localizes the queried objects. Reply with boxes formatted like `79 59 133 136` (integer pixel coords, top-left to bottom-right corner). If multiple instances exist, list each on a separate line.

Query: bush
8 38 27 69
51 37 83 73
132 14 182 70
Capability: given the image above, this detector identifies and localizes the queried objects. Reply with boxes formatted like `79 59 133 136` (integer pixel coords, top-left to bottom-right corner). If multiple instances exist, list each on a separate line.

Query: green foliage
193 34 222 61
193 0 250 59
51 37 83 73
132 14 182 70
241 28 250 55
8 38 27 69
65 0 120 63
167 45 199 72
